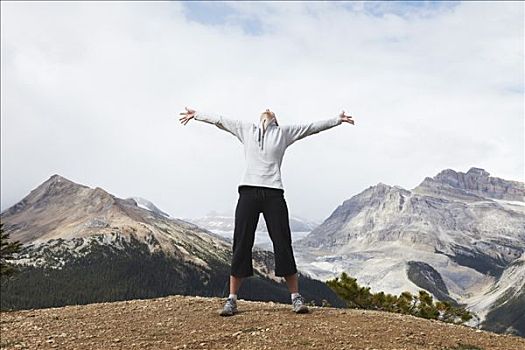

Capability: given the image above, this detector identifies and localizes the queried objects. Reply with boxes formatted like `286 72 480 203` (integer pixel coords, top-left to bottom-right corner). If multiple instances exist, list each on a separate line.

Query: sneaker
219 297 238 316
292 294 309 314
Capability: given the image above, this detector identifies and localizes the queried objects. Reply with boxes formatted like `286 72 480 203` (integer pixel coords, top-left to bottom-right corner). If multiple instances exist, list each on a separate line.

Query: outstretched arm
179 107 250 144
281 111 354 147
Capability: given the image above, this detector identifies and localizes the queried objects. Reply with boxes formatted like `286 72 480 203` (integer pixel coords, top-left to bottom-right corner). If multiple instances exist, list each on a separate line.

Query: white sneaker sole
220 308 238 316
293 305 310 314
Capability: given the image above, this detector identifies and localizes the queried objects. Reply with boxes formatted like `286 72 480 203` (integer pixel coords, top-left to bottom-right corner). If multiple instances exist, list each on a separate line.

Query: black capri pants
231 185 298 278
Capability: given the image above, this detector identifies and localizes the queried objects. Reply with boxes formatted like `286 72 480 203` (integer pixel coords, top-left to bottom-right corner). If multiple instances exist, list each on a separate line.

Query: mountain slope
294 167 525 336
0 174 345 310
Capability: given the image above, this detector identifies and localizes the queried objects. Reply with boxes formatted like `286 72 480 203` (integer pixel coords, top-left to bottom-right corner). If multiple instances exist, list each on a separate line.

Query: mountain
185 211 320 233
0 174 345 310
127 196 171 218
2 295 525 350
184 211 318 250
294 167 525 337
413 167 525 202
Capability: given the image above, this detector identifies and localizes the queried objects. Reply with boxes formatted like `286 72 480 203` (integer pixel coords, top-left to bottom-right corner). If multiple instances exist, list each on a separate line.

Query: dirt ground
1 294 524 350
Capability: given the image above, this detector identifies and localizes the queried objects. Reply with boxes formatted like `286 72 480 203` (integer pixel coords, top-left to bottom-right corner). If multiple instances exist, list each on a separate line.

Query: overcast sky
1 1 523 223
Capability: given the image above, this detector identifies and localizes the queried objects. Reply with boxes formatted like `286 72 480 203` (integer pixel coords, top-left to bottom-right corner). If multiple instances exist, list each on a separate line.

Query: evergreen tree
0 222 23 279
326 271 475 325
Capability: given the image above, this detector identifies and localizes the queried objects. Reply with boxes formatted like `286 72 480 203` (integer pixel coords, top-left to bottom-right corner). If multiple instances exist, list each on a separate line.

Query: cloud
1 1 523 222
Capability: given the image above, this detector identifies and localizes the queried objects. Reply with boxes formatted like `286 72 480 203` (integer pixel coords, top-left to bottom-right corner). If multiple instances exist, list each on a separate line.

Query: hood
257 118 277 150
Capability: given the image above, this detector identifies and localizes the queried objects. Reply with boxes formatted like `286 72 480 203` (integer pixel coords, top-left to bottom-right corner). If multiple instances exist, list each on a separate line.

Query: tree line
325 271 474 324
1 222 475 326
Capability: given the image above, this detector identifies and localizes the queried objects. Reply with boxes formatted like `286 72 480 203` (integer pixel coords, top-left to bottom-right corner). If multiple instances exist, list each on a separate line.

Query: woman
179 107 355 316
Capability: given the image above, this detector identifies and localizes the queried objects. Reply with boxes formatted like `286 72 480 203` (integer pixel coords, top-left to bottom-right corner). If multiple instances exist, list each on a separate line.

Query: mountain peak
43 173 75 186
365 182 393 192
347 182 411 203
433 167 493 183
414 167 524 201
1 174 181 244
370 182 410 195
466 167 490 177
434 168 458 178
37 174 91 197
93 186 108 194
357 182 392 197
48 173 63 180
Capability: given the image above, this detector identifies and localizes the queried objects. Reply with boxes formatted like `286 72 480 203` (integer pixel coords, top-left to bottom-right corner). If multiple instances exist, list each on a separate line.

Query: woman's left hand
339 110 355 125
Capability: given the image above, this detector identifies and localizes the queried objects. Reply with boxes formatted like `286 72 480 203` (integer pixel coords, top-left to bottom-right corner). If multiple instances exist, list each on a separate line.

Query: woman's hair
260 111 279 126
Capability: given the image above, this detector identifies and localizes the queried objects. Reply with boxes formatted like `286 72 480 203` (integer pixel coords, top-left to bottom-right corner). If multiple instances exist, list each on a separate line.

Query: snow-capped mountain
127 196 171 218
0 174 345 310
183 211 317 250
184 211 320 233
294 167 524 336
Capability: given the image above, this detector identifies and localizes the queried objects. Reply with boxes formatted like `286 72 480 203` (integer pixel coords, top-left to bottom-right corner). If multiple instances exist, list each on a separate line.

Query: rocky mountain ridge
413 167 524 201
294 167 524 336
0 174 345 310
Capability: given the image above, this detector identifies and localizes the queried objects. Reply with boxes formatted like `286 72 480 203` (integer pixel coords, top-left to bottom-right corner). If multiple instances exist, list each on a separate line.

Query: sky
1 1 524 223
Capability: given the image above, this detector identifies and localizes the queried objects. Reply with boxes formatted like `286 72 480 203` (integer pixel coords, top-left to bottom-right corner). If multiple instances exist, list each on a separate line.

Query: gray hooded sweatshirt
193 110 343 191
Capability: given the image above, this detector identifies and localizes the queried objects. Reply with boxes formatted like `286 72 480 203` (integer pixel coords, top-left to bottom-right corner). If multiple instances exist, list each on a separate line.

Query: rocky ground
1 295 524 350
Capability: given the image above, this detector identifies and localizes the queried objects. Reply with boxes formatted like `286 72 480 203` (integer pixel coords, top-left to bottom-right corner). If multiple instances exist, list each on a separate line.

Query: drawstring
257 118 277 151
258 126 262 150
257 124 265 150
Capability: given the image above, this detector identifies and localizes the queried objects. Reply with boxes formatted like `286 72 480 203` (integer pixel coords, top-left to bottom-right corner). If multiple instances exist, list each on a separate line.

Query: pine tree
326 271 475 325
0 222 23 279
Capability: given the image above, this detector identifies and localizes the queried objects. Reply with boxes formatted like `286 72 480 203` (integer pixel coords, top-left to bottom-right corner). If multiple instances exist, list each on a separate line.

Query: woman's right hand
179 106 196 125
